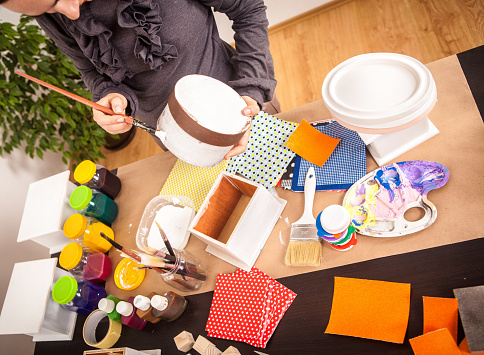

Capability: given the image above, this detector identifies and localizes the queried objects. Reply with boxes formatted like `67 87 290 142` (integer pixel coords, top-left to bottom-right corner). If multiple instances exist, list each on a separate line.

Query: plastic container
134 292 161 324
319 205 351 235
156 248 207 292
74 160 122 200
59 242 112 283
116 297 147 330
52 276 107 316
63 213 114 253
98 295 123 322
151 291 188 322
136 195 195 253
69 186 118 226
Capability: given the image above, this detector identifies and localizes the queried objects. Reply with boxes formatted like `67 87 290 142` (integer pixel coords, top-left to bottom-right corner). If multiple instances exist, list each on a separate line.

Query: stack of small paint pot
316 205 357 251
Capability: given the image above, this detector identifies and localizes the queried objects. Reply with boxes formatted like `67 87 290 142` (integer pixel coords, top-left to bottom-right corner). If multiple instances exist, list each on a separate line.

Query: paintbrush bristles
284 241 322 267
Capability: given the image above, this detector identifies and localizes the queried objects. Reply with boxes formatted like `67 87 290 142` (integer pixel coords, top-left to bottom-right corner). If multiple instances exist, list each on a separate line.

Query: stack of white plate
322 53 439 165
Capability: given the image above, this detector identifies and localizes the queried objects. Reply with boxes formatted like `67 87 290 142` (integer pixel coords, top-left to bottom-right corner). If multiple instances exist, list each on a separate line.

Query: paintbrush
155 221 175 256
15 71 158 135
284 167 322 266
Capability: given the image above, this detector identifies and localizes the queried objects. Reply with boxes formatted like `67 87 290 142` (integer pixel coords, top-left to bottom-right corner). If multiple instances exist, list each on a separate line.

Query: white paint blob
146 204 193 250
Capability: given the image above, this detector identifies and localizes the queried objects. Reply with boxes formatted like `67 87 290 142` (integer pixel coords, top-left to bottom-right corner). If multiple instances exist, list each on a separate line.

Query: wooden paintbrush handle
15 71 134 122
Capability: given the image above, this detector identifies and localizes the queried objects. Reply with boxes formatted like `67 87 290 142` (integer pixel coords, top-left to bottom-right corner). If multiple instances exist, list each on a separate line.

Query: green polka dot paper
227 112 297 188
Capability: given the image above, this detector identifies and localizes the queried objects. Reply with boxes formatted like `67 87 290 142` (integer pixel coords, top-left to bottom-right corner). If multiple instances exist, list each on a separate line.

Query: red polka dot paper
206 267 296 348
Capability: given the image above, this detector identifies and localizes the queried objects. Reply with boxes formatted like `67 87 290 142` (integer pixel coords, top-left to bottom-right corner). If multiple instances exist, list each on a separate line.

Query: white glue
147 204 193 250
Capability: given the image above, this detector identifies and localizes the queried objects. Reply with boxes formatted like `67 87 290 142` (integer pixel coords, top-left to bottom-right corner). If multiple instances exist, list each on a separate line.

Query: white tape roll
83 310 122 349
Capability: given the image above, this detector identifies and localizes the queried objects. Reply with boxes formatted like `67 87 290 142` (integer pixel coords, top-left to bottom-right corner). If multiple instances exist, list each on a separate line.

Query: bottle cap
63 214 88 240
134 295 151 311
83 222 113 253
74 160 97 184
151 295 168 311
320 205 351 234
69 186 93 210
59 242 84 270
116 301 134 316
52 276 78 305
98 298 115 313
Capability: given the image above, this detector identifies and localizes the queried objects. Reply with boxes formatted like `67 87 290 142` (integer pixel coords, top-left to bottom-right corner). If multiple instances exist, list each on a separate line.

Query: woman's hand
93 93 132 134
224 95 259 159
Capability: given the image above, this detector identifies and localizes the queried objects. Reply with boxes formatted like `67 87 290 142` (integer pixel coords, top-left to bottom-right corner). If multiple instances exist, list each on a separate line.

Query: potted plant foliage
0 15 108 165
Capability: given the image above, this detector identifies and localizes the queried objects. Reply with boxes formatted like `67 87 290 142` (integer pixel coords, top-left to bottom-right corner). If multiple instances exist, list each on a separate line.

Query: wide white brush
284 167 322 266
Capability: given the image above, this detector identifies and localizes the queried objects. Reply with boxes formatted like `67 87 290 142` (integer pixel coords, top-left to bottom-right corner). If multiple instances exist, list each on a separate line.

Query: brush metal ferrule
289 225 319 241
131 118 157 134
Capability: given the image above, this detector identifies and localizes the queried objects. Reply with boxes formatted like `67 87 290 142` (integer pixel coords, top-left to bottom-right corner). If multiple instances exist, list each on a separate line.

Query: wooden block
174 331 195 352
192 335 222 355
221 346 241 354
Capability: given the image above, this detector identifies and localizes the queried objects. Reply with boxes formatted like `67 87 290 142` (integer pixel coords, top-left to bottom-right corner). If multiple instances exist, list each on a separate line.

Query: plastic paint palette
322 53 439 165
343 160 449 237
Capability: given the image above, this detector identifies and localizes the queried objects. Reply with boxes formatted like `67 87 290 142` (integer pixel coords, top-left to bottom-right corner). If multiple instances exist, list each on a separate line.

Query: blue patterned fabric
291 121 366 191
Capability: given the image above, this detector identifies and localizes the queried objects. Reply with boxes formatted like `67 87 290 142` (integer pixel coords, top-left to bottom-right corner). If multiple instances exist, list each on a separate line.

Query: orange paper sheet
284 119 340 167
459 338 472 355
410 328 461 355
324 277 411 343
423 296 459 342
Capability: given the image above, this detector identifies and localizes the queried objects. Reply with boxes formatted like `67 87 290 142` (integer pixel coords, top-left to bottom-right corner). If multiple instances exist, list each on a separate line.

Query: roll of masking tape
83 310 122 348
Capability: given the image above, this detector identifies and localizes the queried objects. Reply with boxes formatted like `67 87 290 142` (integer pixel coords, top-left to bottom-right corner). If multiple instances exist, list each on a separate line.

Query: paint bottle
74 160 122 200
52 276 107 316
116 297 147 330
151 291 188 322
320 205 351 235
134 292 161 324
59 242 112 283
69 186 118 226
63 213 114 253
98 295 123 322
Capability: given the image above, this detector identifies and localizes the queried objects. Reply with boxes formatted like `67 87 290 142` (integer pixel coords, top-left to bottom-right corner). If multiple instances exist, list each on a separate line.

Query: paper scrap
284 119 340 167
409 328 461 355
423 296 458 342
324 276 411 343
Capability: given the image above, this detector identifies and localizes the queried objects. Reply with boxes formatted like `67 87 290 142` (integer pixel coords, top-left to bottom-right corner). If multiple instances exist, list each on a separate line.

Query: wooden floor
95 0 484 170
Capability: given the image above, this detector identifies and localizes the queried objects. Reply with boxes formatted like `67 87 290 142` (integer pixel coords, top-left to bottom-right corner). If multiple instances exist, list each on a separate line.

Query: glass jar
155 248 207 292
60 242 112 283
69 186 118 226
74 160 122 200
151 291 188 322
63 213 114 253
52 276 107 316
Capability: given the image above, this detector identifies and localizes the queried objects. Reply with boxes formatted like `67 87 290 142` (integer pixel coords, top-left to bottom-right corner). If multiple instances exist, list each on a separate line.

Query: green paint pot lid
52 276 78 304
69 186 92 210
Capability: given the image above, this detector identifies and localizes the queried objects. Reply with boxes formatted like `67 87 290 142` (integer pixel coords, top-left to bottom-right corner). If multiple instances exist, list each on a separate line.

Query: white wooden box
189 171 286 271
17 171 77 253
0 258 77 341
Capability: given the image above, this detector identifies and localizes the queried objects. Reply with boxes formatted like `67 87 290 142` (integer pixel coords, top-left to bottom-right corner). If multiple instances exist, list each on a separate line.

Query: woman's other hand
224 95 259 159
93 93 132 134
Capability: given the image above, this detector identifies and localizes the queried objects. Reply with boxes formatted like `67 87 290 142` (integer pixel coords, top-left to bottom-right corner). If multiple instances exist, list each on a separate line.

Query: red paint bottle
116 297 147 330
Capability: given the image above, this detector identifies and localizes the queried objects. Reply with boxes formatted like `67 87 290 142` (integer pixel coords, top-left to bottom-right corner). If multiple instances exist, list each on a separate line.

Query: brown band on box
168 91 249 147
